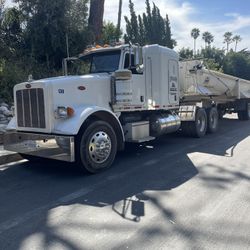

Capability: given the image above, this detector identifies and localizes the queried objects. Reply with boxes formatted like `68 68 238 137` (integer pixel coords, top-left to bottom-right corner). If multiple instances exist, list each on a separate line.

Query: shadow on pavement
0 116 250 249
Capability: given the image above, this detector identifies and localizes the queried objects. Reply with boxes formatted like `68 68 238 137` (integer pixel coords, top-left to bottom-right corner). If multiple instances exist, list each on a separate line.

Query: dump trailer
4 44 250 173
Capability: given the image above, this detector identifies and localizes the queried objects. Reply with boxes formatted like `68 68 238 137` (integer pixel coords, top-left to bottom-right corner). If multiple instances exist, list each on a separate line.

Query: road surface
0 114 250 250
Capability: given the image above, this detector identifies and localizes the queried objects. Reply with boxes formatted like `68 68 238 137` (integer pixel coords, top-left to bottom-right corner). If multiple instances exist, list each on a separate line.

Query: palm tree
191 28 200 56
202 32 214 47
232 35 242 52
223 32 233 53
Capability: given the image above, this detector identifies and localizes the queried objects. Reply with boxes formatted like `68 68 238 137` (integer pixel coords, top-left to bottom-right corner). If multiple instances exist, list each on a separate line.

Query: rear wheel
181 108 207 138
238 102 250 121
207 107 219 133
218 109 225 120
76 120 117 174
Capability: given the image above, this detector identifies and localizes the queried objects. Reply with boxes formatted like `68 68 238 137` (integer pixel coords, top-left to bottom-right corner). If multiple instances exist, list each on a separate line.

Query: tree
223 50 250 80
102 21 121 44
191 28 200 56
179 48 193 60
0 5 28 102
0 0 5 19
233 35 242 52
199 47 225 71
224 32 233 53
124 0 175 48
124 0 139 44
14 0 89 71
202 32 214 47
88 0 105 43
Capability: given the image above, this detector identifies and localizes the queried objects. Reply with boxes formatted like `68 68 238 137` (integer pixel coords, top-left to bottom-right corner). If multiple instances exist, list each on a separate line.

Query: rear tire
181 108 207 138
207 107 219 133
238 102 250 121
218 109 225 120
76 120 117 174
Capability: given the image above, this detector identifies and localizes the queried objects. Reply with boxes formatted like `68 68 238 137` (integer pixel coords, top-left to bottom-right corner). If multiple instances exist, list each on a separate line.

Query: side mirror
133 46 143 66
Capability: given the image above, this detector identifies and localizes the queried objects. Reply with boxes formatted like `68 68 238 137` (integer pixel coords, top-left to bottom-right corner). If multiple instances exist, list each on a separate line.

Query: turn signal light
67 107 75 117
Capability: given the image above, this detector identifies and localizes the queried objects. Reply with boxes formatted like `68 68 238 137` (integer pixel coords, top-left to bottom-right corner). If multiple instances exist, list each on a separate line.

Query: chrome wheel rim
88 131 112 164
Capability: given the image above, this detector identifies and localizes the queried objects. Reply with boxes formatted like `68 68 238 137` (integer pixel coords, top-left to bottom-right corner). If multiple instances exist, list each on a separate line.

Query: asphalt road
0 114 250 250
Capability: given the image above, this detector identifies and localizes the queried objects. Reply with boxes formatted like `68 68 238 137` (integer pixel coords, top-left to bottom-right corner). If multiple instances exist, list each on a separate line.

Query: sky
104 0 250 51
4 0 250 51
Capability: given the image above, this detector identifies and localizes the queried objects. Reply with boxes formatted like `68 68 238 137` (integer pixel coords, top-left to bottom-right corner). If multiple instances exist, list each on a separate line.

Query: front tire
76 121 117 174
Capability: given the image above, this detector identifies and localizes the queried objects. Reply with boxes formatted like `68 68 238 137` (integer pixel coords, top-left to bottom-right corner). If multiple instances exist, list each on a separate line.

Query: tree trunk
194 38 196 56
88 0 105 43
117 0 122 41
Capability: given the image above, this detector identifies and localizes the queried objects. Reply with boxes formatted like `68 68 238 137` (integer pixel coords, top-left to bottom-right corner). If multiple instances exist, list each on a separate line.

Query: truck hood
16 73 111 87
13 73 113 134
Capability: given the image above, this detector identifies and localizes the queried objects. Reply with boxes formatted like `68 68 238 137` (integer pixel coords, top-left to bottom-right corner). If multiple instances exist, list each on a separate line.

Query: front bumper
4 131 75 162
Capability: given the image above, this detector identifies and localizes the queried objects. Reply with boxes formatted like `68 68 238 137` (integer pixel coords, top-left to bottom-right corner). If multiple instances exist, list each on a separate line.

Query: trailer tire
207 107 219 133
218 109 225 120
238 102 250 121
76 120 117 174
182 108 207 138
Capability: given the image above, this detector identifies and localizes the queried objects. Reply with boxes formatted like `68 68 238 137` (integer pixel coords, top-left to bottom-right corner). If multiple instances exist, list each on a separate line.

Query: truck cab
4 44 182 173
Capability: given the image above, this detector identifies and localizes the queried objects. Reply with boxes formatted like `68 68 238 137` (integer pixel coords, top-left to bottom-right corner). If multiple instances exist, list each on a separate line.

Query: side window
124 53 142 74
124 53 135 69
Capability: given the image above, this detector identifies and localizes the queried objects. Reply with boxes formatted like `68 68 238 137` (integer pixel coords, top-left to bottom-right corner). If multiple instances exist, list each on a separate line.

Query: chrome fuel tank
150 113 181 137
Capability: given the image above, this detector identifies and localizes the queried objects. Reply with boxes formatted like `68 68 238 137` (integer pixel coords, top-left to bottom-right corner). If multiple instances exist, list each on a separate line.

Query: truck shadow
0 116 250 249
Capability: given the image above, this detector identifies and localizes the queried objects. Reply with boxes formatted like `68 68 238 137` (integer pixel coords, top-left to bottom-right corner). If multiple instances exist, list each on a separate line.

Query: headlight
56 106 75 119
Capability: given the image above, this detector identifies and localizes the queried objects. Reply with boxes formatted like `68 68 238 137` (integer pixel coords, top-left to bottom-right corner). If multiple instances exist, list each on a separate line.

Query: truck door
124 53 146 106
168 60 179 105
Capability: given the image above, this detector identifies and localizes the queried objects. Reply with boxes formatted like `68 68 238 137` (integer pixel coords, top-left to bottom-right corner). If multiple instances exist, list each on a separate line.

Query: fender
53 105 124 138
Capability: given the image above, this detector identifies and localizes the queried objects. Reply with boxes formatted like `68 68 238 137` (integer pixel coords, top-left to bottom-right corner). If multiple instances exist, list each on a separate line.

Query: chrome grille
16 88 46 128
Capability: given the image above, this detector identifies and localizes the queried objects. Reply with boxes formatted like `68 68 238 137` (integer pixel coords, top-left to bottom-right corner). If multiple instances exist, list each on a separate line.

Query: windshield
76 50 121 74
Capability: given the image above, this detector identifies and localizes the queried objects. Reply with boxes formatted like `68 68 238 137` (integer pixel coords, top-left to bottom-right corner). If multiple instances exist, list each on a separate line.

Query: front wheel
76 121 117 174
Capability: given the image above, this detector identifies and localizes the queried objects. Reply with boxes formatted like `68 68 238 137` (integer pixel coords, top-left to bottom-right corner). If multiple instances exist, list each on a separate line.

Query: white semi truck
4 44 250 173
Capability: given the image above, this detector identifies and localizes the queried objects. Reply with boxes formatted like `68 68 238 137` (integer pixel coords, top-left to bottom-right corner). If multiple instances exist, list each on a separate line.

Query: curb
0 136 23 165
0 134 23 165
